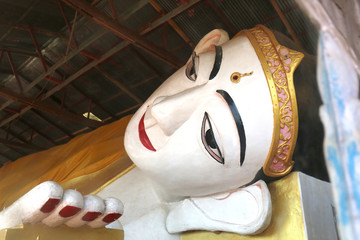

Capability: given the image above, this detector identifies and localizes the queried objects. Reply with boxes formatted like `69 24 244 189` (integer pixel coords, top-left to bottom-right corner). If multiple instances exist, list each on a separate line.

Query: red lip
138 112 156 151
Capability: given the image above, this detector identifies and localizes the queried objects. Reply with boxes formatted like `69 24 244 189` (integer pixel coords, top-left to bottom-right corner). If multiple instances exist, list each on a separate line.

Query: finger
0 181 63 229
87 197 124 228
65 195 105 228
42 189 83 227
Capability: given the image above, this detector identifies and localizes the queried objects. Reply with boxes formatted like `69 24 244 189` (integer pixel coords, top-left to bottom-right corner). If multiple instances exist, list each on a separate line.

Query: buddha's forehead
144 33 261 103
222 35 259 72
207 33 267 100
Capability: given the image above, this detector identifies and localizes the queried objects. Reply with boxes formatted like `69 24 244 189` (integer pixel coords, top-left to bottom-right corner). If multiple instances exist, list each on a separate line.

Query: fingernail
82 212 102 221
40 198 61 213
102 213 122 223
59 206 81 218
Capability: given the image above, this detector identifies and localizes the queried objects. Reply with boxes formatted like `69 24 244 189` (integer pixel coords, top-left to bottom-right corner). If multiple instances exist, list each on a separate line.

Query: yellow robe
0 115 133 209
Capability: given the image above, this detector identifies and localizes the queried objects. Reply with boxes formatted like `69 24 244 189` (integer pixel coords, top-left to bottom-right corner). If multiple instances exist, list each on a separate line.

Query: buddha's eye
186 51 199 81
201 112 224 164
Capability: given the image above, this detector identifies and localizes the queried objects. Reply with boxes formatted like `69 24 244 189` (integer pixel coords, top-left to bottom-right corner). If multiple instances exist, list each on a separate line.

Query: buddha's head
124 25 303 197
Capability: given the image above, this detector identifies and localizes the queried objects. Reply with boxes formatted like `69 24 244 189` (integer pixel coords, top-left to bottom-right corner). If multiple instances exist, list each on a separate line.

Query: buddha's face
124 30 274 197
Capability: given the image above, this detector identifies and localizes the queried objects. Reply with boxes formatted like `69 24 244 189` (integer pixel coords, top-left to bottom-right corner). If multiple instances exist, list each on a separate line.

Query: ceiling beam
60 0 183 68
0 127 38 155
0 0 153 112
6 51 23 93
0 69 13 75
0 151 12 162
1 68 76 115
0 138 45 151
0 28 108 112
0 0 39 42
95 67 143 104
29 26 48 72
0 1 193 128
0 126 30 144
146 0 201 35
269 0 303 49
0 48 38 57
6 146 27 157
130 46 162 77
149 0 195 48
0 86 103 128
0 20 63 39
117 0 152 21
58 1 79 49
107 0 118 20
31 109 73 138
205 0 237 35
18 118 57 146
70 83 117 119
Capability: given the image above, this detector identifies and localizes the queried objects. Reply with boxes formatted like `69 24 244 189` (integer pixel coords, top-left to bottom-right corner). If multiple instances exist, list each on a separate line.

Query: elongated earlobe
192 29 229 55
166 180 272 235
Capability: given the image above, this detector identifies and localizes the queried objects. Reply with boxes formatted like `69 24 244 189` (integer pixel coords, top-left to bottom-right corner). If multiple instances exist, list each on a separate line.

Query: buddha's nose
149 86 204 136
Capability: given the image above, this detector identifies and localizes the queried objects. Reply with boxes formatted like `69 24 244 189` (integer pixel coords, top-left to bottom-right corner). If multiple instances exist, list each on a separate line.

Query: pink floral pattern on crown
248 25 304 177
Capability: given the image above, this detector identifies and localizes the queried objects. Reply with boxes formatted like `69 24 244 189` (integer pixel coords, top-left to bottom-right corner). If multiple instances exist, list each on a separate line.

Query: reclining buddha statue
0 25 321 239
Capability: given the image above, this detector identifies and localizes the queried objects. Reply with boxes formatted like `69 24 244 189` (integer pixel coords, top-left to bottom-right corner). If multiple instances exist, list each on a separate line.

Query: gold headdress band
240 25 304 177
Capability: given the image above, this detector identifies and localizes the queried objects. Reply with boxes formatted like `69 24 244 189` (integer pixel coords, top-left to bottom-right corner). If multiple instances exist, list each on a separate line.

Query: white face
124 33 274 197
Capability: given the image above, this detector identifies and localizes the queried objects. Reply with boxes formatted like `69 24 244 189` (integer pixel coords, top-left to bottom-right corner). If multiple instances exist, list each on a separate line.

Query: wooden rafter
95 66 143 104
60 0 183 68
150 1 195 48
0 48 38 57
0 0 195 129
269 0 303 49
117 0 152 21
18 119 57 146
0 86 103 128
0 138 45 151
31 109 73 138
0 21 62 39
205 0 237 35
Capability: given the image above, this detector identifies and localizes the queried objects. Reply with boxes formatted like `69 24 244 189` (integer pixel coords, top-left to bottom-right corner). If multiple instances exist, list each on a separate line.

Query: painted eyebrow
209 46 222 80
216 89 246 166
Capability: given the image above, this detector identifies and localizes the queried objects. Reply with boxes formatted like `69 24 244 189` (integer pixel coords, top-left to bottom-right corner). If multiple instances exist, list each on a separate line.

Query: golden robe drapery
0 115 133 208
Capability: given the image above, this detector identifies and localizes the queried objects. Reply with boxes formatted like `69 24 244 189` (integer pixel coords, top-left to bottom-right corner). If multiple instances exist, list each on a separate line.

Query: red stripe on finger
40 198 61 213
82 212 102 221
59 206 82 218
102 213 122 223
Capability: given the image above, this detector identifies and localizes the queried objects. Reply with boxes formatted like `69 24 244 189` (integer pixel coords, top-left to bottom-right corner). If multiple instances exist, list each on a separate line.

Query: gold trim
0 224 124 240
240 25 303 177
91 164 136 194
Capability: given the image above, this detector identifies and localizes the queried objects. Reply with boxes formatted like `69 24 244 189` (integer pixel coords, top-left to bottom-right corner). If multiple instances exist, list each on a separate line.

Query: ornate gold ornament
230 71 253 83
240 25 304 177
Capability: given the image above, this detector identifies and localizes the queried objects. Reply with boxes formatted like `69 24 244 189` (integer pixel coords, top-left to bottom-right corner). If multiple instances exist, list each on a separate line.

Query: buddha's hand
0 181 123 230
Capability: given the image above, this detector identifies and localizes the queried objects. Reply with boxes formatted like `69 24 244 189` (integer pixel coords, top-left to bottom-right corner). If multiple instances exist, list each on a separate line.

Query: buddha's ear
166 180 272 235
193 29 229 54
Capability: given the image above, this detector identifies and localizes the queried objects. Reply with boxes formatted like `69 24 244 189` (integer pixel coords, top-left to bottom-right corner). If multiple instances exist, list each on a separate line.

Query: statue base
0 225 123 240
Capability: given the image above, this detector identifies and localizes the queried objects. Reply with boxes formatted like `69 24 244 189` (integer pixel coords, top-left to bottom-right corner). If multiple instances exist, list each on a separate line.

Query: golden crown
240 25 304 177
